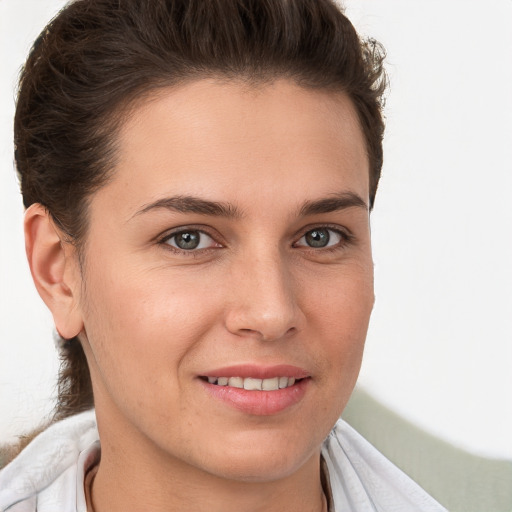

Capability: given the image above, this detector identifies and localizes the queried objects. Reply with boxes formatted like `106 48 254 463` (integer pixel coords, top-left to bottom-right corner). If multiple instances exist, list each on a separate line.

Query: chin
192 430 322 483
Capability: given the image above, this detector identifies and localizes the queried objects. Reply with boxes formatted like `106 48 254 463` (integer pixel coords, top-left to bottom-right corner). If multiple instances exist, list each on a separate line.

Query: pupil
306 229 329 248
176 231 200 250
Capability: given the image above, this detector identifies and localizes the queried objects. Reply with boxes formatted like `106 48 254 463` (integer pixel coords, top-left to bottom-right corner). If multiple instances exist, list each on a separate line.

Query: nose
224 249 302 342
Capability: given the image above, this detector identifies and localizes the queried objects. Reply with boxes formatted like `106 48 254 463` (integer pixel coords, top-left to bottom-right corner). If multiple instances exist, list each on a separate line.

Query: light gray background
1 0 511 459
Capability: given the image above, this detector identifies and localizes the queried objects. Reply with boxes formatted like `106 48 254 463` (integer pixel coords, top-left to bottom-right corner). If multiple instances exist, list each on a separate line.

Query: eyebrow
298 192 368 216
132 191 367 220
133 195 242 219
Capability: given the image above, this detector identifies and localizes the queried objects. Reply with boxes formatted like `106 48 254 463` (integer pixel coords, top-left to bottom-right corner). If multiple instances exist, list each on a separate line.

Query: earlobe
24 204 84 339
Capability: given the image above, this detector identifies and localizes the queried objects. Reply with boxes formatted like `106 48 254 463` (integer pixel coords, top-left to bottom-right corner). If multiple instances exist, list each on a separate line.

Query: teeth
206 376 298 390
244 378 262 390
228 377 244 388
262 377 279 391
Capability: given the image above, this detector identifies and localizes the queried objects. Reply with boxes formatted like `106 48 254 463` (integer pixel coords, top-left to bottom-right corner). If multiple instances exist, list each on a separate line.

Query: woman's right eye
163 230 219 252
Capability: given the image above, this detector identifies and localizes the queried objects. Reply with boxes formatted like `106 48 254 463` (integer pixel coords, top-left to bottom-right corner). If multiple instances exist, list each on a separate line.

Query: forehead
98 79 369 216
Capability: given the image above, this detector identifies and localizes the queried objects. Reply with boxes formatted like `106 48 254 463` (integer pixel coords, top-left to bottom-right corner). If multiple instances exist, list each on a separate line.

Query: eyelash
157 225 354 256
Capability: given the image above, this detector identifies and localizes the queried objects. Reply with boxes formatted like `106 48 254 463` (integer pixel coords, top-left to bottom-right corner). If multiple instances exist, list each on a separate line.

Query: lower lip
201 378 310 416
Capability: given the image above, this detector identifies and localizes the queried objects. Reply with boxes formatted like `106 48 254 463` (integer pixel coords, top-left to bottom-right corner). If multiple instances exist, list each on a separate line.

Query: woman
0 1 445 511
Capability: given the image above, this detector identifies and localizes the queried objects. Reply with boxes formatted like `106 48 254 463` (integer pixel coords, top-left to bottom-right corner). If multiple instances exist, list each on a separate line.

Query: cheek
78 259 222 388
307 258 374 333
307 266 374 380
78 265 228 437
290 266 373 433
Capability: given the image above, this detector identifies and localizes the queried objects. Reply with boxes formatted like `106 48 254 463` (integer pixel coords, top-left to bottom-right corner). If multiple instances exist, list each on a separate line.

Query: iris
305 229 330 248
174 231 201 250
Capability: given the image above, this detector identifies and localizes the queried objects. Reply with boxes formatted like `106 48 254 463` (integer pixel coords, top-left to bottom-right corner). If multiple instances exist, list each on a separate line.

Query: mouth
201 376 302 390
199 365 310 415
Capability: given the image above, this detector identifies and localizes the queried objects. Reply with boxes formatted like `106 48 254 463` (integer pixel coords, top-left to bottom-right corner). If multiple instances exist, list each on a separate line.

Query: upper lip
200 364 310 380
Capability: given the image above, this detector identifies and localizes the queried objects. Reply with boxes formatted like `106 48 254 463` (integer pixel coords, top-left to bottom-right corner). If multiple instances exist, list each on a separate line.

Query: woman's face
74 79 374 481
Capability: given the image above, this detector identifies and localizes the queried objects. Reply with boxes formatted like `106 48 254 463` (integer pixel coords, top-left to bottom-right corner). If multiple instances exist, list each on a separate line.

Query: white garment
0 410 446 511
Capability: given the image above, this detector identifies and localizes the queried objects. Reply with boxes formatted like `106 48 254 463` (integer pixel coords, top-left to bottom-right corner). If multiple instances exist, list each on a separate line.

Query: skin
26 79 374 512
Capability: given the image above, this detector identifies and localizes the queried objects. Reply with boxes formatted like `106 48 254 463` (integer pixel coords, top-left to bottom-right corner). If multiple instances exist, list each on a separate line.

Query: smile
201 373 309 415
205 376 298 390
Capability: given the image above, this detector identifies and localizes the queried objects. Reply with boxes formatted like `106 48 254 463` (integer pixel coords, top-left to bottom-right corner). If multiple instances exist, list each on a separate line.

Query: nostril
236 326 297 341
239 328 257 334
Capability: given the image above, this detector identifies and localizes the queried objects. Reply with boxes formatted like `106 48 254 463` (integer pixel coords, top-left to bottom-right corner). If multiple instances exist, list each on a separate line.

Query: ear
24 204 84 339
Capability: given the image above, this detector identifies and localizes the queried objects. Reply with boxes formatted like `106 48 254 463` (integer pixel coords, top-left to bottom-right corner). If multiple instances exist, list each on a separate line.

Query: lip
199 364 310 416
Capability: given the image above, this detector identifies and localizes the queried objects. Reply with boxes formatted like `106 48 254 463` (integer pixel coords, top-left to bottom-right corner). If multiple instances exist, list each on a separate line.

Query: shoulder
0 410 99 512
322 419 448 511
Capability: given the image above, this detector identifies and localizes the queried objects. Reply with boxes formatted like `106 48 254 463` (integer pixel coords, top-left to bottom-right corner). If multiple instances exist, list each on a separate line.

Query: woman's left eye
294 228 347 249
163 230 218 251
